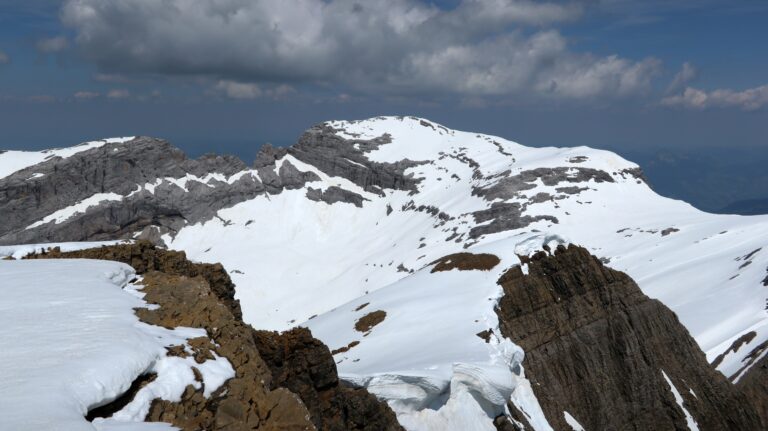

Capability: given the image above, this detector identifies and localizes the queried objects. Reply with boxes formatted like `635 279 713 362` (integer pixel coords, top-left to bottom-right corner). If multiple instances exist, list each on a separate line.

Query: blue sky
0 0 766 166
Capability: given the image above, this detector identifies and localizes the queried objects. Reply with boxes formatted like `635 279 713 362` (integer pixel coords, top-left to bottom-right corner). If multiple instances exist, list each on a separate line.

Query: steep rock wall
495 245 761 430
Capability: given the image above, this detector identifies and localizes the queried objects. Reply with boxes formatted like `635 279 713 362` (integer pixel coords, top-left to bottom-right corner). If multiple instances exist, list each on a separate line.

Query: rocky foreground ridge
24 241 402 431
20 241 768 431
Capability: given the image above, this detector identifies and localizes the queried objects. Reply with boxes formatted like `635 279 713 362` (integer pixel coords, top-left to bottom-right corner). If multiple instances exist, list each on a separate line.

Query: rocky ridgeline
0 138 246 244
493 245 762 430
0 125 423 246
24 242 402 431
0 120 619 248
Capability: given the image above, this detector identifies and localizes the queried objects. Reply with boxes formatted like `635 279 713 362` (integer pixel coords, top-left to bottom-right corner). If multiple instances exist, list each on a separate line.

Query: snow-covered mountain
1 116 766 430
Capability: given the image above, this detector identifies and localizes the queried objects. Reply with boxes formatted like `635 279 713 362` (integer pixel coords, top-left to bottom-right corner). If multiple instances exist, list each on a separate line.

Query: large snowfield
1 117 766 430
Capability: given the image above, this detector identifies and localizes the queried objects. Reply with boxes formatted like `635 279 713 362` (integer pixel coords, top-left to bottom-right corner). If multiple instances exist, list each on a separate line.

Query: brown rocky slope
25 241 402 431
494 244 762 430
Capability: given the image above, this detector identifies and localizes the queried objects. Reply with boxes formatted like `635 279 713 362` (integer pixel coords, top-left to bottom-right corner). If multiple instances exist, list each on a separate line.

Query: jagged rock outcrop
306 186 367 208
469 202 558 239
289 123 426 195
252 328 402 431
25 242 401 431
472 167 614 202
136 271 316 431
494 245 762 430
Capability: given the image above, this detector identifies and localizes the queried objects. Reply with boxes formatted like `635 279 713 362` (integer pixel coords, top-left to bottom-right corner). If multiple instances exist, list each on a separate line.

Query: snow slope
0 259 232 430
160 116 768 429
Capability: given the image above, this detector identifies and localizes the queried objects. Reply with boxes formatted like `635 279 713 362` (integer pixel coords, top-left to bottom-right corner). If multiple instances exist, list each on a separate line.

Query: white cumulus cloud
74 91 100 99
667 62 698 93
215 81 263 99
61 0 659 101
107 89 131 99
662 85 768 111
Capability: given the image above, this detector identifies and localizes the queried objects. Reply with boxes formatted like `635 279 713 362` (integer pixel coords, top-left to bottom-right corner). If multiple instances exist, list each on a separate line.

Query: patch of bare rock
430 252 500 273
710 331 757 368
661 227 680 236
354 310 387 333
331 341 360 355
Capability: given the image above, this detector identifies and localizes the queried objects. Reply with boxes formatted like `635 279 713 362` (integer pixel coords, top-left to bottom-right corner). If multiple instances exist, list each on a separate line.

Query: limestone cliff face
494 245 761 431
25 242 402 431
0 127 422 246
0 138 252 244
0 137 320 245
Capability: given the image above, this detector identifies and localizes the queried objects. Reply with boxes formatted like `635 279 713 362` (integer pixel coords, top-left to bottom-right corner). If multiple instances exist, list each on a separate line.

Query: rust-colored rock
495 244 762 430
118 271 316 430
331 341 360 355
430 252 500 273
354 310 386 333
253 328 402 431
